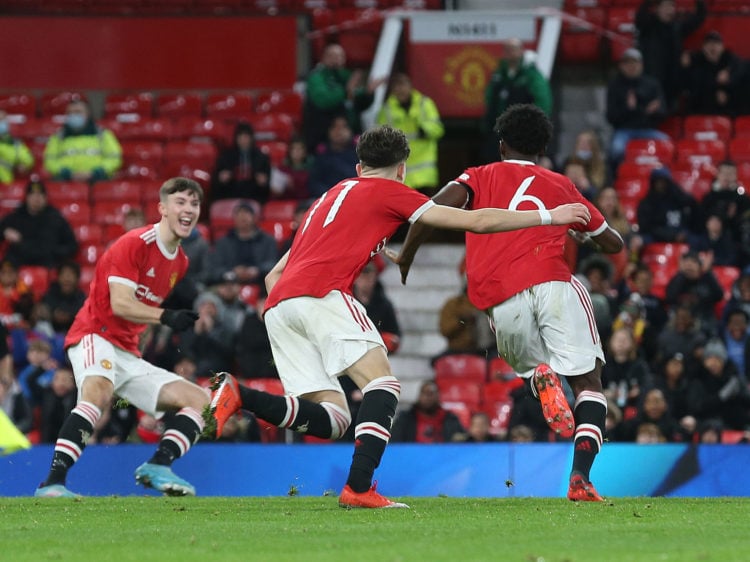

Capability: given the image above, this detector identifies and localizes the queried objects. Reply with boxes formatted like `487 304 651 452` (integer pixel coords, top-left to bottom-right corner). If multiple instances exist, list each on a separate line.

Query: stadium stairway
555 82 610 165
380 243 466 405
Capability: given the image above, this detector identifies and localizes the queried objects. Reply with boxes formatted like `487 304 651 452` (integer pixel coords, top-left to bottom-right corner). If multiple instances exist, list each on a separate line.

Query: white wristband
538 209 552 226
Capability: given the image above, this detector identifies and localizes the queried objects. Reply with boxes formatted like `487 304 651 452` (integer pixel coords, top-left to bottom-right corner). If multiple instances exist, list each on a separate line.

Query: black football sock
238 386 350 439
346 376 401 493
148 407 204 466
571 391 607 481
42 402 101 487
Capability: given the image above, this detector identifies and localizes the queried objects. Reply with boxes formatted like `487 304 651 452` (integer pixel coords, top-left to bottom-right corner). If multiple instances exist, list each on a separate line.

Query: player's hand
550 203 590 226
383 247 413 285
160 309 199 331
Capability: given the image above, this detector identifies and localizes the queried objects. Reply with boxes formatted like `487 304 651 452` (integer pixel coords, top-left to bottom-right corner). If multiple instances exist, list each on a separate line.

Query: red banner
0 17 297 90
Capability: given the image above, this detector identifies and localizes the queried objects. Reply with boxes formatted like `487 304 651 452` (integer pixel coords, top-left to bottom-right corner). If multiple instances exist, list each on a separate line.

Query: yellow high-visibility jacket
44 126 122 178
377 90 444 190
0 136 33 184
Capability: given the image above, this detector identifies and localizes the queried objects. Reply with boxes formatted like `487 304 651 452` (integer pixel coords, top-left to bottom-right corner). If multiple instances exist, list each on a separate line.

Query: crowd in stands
3 0 750 448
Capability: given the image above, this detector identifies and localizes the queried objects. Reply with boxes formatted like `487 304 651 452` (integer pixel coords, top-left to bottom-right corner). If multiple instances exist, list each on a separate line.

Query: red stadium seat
713 265 740 301
205 92 254 120
209 198 262 240
58 201 91 227
13 117 60 143
160 162 212 189
262 199 298 221
484 378 523 404
18 266 50 300
163 141 217 168
682 115 732 142
120 141 165 167
39 91 86 117
733 116 750 139
674 139 727 167
92 180 143 204
239 283 260 307
442 401 471 430
641 242 690 268
0 93 36 118
433 354 487 383
728 138 750 163
104 92 154 118
658 115 683 139
614 177 648 201
487 356 516 378
618 196 639 225
557 7 606 64
673 173 711 201
255 90 303 118
45 181 90 206
258 141 289 167
249 113 295 142
616 160 660 180
92 200 138 225
605 6 637 61
624 139 675 164
244 377 286 443
483 400 513 437
259 219 294 247
436 379 482 409
171 116 232 143
73 224 104 244
79 265 95 294
108 117 173 142
156 93 203 118
77 243 106 266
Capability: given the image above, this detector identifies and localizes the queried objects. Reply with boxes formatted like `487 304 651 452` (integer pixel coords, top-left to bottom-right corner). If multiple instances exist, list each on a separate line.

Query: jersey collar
153 224 179 260
503 159 536 165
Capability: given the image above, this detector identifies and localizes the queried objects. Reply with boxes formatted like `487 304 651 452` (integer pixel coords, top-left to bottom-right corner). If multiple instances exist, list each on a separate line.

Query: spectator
562 158 597 202
569 130 608 191
687 338 750 430
211 271 250 337
636 167 701 245
595 187 635 282
377 73 445 195
664 250 724 334
212 122 271 204
722 308 750 383
0 110 33 184
601 327 652 414
606 48 669 168
279 200 312 255
43 99 121 182
39 261 86 335
0 259 34 328
702 161 750 257
619 264 669 333
17 338 56 406
611 291 659 362
464 412 496 442
0 375 32 434
208 200 278 287
635 0 707 111
302 43 382 151
577 255 617 341
656 304 706 367
390 380 465 443
690 214 738 267
0 178 79 268
508 424 535 443
612 387 690 442
722 273 750 327
506 384 560 443
37 367 78 444
481 38 552 163
179 291 236 378
434 285 486 362
652 352 694 431
308 115 359 197
681 31 743 116
236 293 277 380
270 137 312 201
123 207 146 231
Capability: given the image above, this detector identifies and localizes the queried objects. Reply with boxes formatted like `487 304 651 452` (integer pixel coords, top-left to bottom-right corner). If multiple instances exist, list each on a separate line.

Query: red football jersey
455 160 607 310
65 225 189 355
265 177 433 311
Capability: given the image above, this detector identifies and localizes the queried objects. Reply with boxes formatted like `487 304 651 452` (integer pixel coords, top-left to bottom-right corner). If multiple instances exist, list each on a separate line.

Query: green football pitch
1 496 746 562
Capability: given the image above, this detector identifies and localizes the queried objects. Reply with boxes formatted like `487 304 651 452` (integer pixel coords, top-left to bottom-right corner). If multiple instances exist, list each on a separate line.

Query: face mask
67 114 87 129
0 121 8 135
576 150 592 160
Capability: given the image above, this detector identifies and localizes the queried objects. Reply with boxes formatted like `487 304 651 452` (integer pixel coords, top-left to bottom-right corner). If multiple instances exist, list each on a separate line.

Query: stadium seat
109 117 173 143
73 224 104 244
79 265 95 293
616 160 660 181
614 177 648 201
120 140 165 167
160 162 212 189
641 242 690 267
0 93 36 118
255 90 303 119
0 181 26 205
487 356 515 379
674 139 727 167
618 196 639 225
13 117 60 143
77 243 106 266
713 265 740 301
482 400 513 437
249 113 295 143
728 138 750 163
257 141 289 167
658 115 683 139
442 401 472 430
433 354 487 383
163 140 218 169
259 219 294 247
156 93 204 119
262 199 298 221
623 139 675 164
205 92 254 120
239 283 260 307
39 91 86 117
605 6 637 61
436 378 482 409
104 92 154 118
114 163 162 182
18 266 50 300
103 223 125 243
44 181 90 206
58 201 91 227
244 377 286 443
682 115 732 142
92 180 143 204
671 172 711 201
209 198 262 240
483 378 523 404
557 7 606 64
92 200 139 225
171 116 231 144
733 116 750 139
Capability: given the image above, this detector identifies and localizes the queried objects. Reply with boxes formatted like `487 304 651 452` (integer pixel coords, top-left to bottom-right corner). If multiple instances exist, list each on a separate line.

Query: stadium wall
2 443 750 498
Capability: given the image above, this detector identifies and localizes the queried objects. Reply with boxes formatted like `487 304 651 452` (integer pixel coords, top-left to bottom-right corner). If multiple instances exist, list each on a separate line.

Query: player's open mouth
179 217 193 227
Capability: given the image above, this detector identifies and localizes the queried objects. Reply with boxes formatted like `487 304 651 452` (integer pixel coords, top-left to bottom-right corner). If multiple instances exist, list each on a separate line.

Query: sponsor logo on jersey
134 284 164 305
146 267 156 278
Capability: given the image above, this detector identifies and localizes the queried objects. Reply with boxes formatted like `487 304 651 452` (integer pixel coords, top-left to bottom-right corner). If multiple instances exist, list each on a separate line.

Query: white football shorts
488 277 605 378
264 290 385 397
67 333 185 416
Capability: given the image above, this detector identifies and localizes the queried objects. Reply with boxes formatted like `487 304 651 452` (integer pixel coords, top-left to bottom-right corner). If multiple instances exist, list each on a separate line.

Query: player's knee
80 375 115 410
321 401 352 440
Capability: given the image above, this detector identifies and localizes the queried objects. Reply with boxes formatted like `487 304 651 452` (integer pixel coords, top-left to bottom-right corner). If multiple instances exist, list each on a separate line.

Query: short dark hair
493 104 552 157
356 125 410 169
159 177 204 203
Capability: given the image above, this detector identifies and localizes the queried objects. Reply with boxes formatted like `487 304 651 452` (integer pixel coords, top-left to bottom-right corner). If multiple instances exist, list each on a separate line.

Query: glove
160 309 199 331
719 377 741 402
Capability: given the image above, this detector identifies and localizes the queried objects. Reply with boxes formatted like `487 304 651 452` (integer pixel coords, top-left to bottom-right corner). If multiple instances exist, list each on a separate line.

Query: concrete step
388 286 457 312
398 331 445 358
396 309 439 333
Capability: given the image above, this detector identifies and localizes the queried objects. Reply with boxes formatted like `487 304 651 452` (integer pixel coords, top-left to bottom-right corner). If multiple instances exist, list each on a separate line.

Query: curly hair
493 104 553 157
356 125 411 169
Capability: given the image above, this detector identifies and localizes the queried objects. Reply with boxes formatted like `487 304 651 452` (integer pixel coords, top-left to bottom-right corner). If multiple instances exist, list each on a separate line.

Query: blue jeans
610 128 671 166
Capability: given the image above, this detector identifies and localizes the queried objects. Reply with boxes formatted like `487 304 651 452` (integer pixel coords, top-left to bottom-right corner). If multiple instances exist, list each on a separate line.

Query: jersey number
507 176 547 211
300 180 358 237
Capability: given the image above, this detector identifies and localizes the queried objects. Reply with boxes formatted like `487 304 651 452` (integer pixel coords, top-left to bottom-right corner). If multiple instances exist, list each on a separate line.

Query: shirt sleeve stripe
589 221 609 237
408 200 436 224
108 276 138 289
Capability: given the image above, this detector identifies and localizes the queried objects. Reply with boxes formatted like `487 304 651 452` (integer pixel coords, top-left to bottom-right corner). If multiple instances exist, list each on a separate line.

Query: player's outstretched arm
417 202 590 235
568 225 624 254
265 250 290 294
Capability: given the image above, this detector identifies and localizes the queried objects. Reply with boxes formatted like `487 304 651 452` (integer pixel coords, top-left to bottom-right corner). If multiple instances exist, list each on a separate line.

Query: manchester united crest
442 46 497 108
100 359 112 370
169 272 178 288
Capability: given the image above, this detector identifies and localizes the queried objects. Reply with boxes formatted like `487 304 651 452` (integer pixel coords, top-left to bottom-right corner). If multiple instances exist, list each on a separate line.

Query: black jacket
0 205 78 268
681 49 744 115
212 146 271 204
606 72 666 130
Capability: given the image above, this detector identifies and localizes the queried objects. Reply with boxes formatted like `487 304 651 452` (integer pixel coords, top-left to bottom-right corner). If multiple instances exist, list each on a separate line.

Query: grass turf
1 496 746 562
